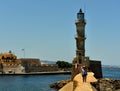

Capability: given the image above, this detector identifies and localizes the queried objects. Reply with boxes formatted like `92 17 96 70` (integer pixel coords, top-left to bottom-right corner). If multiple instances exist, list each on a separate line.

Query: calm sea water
102 67 120 79
0 67 120 91
0 74 71 91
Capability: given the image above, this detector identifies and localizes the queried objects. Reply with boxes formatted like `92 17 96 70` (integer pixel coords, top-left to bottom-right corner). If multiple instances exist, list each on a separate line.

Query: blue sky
0 0 120 65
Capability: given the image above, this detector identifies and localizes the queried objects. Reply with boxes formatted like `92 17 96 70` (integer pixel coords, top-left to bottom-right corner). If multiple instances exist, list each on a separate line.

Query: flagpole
22 49 25 58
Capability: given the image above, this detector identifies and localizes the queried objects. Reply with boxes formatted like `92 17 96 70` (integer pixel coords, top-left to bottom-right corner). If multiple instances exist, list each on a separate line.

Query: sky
0 0 120 65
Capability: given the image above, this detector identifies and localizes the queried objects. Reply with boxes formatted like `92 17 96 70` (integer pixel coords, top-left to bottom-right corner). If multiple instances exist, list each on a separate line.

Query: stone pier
59 72 97 91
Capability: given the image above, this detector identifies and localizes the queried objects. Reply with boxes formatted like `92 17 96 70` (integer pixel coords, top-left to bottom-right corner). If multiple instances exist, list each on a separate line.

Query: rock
91 78 120 91
50 79 71 90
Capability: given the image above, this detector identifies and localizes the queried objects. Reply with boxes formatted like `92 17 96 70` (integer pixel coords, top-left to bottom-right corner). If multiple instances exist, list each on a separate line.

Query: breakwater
0 71 71 75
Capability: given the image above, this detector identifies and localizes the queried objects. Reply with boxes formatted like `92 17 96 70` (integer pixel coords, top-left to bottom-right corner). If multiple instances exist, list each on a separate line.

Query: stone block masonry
89 60 102 78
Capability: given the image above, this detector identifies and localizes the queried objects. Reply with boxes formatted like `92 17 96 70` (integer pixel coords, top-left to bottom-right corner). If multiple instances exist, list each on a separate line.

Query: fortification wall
19 58 59 73
89 60 102 78
0 63 3 72
25 65 59 72
3 64 25 74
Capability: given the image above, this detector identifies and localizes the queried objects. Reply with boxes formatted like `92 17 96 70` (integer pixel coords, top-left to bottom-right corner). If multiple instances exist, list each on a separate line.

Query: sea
0 67 120 91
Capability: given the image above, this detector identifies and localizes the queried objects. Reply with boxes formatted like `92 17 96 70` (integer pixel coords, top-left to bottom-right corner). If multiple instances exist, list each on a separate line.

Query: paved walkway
59 72 97 91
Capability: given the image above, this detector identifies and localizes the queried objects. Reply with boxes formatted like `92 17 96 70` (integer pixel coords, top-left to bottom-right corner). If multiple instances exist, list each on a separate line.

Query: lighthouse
72 9 90 79
72 9 102 79
75 9 86 63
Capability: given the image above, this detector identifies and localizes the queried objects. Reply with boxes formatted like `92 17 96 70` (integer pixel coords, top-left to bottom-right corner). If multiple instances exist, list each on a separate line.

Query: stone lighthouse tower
75 9 86 63
72 9 89 79
72 9 102 79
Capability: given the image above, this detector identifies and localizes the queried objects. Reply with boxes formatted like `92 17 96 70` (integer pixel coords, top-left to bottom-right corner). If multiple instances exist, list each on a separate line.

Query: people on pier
81 66 87 82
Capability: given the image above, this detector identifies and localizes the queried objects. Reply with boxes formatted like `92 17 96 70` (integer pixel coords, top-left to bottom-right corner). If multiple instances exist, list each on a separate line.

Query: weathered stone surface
20 58 59 72
91 78 120 91
50 79 71 90
51 78 120 91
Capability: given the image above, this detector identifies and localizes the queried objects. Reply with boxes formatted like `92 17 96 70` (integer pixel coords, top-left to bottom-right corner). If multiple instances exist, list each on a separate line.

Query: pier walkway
59 72 97 91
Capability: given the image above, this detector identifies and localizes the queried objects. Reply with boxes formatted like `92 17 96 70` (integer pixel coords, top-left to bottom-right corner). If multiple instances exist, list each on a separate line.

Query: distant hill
41 61 120 68
41 60 56 64
102 65 120 68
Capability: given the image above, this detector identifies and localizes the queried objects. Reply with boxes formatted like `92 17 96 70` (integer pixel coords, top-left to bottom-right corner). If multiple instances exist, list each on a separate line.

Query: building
0 52 25 74
72 9 102 79
0 52 59 74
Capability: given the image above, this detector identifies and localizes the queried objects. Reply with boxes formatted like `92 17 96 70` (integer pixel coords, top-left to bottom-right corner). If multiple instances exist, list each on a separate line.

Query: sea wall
20 58 59 73
25 65 59 72
0 63 3 73
50 78 120 91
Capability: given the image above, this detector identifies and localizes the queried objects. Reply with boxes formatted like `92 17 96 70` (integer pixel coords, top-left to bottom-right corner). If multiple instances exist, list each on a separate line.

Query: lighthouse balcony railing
74 34 86 40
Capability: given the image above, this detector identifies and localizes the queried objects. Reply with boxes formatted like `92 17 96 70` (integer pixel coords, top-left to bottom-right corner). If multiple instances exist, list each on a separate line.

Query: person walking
81 66 87 82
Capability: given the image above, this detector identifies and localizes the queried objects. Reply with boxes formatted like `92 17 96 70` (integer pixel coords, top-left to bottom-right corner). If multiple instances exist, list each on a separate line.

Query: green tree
56 61 72 68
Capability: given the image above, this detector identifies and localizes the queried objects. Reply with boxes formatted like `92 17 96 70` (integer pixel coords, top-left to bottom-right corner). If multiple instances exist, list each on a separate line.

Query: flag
22 49 24 51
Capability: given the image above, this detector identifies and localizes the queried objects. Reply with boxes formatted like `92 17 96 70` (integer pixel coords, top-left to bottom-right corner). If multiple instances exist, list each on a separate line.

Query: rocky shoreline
50 78 120 91
91 78 120 91
50 79 71 90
